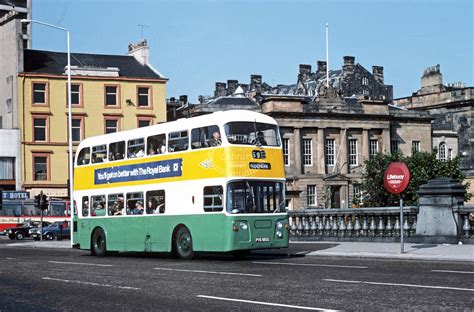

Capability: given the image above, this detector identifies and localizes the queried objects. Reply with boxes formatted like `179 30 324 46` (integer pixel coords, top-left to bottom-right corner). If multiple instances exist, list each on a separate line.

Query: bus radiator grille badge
200 159 213 169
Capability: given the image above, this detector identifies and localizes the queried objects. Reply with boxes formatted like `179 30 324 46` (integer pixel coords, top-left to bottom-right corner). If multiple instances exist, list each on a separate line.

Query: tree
355 150 471 207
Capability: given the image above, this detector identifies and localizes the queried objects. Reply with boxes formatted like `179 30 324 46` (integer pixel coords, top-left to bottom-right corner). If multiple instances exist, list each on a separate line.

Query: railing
288 205 474 242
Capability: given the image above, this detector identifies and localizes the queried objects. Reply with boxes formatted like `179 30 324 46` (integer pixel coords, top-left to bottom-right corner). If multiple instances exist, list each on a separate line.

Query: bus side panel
78 218 91 250
147 216 170 252
125 216 148 252
185 214 226 252
104 218 126 251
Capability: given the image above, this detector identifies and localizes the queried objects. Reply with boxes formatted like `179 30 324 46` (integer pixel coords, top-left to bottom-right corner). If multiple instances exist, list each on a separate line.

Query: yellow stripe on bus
74 146 284 191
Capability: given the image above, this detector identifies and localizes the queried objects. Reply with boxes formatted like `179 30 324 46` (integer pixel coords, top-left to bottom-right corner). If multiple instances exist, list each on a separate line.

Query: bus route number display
383 162 410 194
94 158 183 185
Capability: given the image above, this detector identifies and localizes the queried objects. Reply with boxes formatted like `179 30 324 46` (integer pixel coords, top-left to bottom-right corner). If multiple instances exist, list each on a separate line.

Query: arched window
438 142 446 161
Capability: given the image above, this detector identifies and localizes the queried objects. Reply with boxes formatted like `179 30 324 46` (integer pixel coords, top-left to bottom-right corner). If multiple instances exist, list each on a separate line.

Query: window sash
0 157 14 180
283 138 289 166
303 139 312 166
137 87 150 106
33 117 47 141
369 139 379 156
325 139 335 166
71 84 80 105
105 119 118 134
33 83 46 104
307 185 317 207
105 86 118 106
349 139 358 166
34 156 47 181
72 118 82 142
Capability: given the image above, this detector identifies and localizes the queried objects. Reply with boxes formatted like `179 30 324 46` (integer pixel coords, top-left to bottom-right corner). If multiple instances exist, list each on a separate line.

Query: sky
31 0 473 102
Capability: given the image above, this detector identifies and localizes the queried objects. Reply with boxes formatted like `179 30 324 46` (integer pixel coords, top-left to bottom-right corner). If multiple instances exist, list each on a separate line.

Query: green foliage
356 150 472 207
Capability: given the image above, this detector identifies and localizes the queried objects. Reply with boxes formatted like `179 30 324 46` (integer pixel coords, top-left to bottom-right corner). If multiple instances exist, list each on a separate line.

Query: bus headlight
276 230 283 238
276 221 283 230
240 222 248 231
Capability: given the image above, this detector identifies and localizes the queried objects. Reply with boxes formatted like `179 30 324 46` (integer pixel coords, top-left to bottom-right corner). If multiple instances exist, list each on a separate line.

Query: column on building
382 128 391 153
339 128 348 174
361 129 369 162
317 128 325 174
293 128 302 174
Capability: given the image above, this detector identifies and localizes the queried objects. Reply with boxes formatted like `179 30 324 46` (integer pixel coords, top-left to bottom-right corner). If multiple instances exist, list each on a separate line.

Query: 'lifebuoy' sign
383 162 410 194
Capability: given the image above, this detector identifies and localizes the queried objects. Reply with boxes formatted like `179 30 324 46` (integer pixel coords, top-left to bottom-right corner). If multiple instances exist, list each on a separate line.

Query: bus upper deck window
168 130 188 152
77 147 90 166
191 125 220 149
147 134 166 155
109 141 125 161
91 145 107 163
224 122 281 146
128 138 145 158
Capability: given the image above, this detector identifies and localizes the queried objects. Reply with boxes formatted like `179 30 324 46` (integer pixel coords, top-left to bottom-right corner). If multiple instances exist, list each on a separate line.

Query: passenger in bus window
208 131 222 147
148 146 156 155
135 148 145 157
146 198 157 214
82 200 89 216
113 197 124 215
133 201 144 214
156 203 165 214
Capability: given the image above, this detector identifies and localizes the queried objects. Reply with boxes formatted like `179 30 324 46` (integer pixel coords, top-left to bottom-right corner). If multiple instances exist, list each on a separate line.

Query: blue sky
31 0 472 102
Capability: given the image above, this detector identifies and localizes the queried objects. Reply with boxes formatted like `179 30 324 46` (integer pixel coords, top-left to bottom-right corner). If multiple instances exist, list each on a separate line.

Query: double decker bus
73 110 289 258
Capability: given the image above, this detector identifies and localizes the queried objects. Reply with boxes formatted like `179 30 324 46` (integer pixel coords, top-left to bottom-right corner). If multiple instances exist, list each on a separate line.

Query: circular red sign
383 162 411 194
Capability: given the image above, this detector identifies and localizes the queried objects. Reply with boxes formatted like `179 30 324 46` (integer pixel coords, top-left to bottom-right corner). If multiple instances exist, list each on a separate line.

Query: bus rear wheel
91 228 107 257
173 226 194 259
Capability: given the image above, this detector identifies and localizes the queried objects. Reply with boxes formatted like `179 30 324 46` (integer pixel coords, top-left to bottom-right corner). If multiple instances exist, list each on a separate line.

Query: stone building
393 65 474 202
183 60 431 210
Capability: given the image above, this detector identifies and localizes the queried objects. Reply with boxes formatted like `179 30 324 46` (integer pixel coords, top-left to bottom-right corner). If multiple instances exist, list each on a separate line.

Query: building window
33 116 48 142
105 85 119 106
369 139 379 158
412 141 420 152
0 157 14 180
303 139 312 166
362 77 369 85
438 142 446 161
352 184 363 206
137 86 151 107
32 82 47 105
363 89 369 95
71 84 82 106
348 139 358 166
71 118 83 142
390 140 399 153
33 155 48 181
325 139 335 166
447 148 453 161
104 118 119 134
307 185 317 207
138 118 152 128
283 138 290 166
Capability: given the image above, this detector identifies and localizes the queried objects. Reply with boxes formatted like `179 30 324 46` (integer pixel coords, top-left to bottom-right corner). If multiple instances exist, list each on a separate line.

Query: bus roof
77 110 277 148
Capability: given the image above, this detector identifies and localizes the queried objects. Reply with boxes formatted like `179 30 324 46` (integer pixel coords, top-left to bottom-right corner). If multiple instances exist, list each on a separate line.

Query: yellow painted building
17 40 167 198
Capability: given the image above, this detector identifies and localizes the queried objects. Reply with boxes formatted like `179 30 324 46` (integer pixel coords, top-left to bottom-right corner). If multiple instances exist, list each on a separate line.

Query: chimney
299 64 312 81
215 82 227 97
342 56 355 74
227 80 238 95
179 95 188 105
250 74 262 92
316 61 327 79
372 66 384 84
127 39 149 65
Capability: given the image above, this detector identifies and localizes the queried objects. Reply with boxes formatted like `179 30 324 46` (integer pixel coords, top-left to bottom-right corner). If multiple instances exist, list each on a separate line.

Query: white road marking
154 267 261 277
324 279 474 292
48 260 113 267
42 277 140 290
253 261 367 269
431 269 474 274
197 295 339 311
6 257 13 260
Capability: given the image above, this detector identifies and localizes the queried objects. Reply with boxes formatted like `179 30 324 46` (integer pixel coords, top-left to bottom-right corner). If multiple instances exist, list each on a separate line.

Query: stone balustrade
288 205 474 243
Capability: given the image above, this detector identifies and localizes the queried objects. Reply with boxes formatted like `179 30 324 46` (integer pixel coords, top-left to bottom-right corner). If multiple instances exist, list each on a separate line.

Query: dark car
3 221 52 240
30 221 70 241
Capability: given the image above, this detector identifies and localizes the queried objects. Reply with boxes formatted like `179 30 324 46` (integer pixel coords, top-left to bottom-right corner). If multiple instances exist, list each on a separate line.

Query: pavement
3 239 474 262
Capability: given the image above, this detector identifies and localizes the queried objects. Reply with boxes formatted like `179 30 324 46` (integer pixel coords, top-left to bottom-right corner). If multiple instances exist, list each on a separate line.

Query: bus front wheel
91 228 107 257
173 226 194 259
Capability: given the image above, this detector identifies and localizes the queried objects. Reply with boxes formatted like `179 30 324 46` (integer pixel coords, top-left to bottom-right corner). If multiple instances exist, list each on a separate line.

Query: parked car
3 221 52 240
30 221 70 240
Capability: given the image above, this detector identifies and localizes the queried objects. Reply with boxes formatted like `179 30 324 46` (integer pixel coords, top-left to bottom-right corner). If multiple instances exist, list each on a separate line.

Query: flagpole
326 23 329 87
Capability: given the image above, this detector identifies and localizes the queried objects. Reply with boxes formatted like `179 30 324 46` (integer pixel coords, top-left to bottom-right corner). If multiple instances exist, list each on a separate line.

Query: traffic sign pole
400 194 404 253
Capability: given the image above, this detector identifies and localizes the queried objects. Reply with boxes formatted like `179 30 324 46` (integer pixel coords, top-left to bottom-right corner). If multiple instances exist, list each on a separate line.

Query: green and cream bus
72 110 289 258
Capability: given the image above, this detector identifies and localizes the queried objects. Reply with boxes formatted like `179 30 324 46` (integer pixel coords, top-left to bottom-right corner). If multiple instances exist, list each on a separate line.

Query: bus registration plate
255 237 270 242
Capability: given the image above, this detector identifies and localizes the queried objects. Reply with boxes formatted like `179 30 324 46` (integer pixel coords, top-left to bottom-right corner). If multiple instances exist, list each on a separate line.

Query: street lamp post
21 19 74 246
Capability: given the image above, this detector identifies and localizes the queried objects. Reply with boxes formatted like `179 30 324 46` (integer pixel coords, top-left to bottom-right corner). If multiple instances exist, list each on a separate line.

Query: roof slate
23 49 164 79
